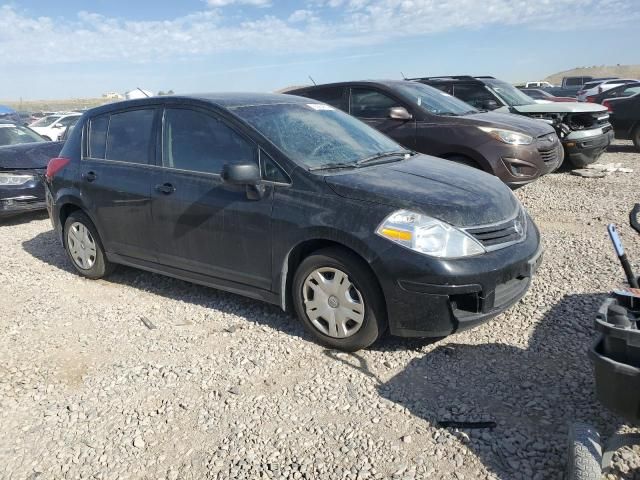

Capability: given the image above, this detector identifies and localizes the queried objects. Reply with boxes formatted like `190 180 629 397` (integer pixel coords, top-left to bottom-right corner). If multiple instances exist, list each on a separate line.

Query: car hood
0 141 63 170
324 155 519 228
497 102 608 114
462 111 555 136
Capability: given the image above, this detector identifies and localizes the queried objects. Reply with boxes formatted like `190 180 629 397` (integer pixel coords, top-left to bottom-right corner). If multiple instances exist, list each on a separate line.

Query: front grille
536 134 560 164
464 209 526 251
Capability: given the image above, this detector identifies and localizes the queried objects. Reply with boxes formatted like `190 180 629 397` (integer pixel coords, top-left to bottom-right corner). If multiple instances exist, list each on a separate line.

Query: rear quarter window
88 115 109 159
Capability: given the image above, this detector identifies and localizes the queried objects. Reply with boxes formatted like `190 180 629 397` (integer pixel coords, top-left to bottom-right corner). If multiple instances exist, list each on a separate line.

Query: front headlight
478 126 533 145
0 172 36 186
376 210 486 258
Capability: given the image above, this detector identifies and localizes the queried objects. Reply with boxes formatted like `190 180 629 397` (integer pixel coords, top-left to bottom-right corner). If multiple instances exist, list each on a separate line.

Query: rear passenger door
348 87 416 148
151 106 275 290
79 107 160 261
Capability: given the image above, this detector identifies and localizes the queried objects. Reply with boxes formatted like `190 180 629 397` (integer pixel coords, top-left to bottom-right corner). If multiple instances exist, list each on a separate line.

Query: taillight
46 157 70 181
586 96 595 103
602 100 612 112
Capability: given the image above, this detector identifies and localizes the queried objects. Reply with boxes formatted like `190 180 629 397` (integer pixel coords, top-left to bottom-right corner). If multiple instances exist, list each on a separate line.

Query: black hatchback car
45 94 542 351
288 81 562 187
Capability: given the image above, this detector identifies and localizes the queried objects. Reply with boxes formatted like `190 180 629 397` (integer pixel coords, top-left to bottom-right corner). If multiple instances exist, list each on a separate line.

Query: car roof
84 92 315 117
288 80 421 91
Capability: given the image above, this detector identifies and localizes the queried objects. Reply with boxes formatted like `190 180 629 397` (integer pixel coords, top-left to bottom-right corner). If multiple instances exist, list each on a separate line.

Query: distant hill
0 98 111 113
544 65 640 85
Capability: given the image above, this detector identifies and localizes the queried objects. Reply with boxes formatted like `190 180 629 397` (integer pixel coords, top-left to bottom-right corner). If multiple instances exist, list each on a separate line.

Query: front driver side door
348 87 416 148
151 106 274 291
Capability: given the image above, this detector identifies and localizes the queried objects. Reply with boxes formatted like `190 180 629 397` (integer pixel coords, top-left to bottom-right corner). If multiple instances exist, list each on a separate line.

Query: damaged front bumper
562 126 614 168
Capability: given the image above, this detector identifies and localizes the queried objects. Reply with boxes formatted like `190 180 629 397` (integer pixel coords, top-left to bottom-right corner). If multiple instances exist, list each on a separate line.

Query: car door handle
155 183 176 195
83 171 97 182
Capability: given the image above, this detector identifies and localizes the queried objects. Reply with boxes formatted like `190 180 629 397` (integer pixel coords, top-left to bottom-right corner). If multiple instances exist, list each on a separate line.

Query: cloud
0 1 638 66
205 0 271 6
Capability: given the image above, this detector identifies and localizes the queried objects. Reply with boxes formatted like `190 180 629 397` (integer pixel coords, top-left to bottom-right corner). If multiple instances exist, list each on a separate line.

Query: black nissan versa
288 81 563 187
45 94 542 351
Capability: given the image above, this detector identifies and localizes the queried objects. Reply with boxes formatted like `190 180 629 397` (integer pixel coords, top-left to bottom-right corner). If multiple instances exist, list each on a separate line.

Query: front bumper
0 171 46 218
371 217 542 337
563 127 614 166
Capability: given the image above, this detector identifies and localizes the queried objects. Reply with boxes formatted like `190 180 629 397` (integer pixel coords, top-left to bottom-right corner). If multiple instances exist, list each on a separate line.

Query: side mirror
221 162 261 185
389 106 413 120
482 100 499 110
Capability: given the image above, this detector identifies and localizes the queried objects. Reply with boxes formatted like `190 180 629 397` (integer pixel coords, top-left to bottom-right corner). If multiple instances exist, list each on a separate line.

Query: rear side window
163 108 255 175
105 109 155 164
565 78 582 87
301 87 345 109
350 88 398 118
88 115 109 159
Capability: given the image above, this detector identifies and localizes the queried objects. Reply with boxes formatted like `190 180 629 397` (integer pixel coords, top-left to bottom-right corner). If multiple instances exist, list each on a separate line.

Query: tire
64 211 115 279
292 247 387 352
632 126 640 151
566 422 603 480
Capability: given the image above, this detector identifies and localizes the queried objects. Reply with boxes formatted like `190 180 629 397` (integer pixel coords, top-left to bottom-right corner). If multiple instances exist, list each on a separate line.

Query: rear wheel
632 126 640 151
292 247 386 351
64 211 115 279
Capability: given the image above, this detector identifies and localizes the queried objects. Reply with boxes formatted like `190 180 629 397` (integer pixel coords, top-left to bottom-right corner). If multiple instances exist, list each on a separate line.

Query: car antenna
137 87 151 98
308 75 317 86
401 71 406 79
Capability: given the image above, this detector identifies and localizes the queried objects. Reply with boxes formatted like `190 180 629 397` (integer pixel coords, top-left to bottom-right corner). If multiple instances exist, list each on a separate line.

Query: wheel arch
55 194 104 247
279 236 383 314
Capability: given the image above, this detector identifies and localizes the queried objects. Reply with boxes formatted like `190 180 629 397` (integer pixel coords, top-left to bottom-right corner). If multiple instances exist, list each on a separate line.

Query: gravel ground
1 141 639 480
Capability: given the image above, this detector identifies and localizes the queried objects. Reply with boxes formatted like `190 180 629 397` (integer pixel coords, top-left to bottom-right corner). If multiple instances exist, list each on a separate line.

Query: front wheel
292 247 387 351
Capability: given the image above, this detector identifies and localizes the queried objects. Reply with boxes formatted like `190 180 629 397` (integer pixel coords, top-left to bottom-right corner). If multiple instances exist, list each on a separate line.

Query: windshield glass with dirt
0 123 46 146
484 79 536 107
232 103 406 170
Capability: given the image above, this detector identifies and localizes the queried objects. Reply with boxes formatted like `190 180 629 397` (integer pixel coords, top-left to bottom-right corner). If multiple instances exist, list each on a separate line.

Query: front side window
232 102 404 170
58 116 80 127
621 86 640 97
453 84 500 109
105 109 155 164
300 87 345 109
350 88 398 119
393 82 477 116
163 108 255 175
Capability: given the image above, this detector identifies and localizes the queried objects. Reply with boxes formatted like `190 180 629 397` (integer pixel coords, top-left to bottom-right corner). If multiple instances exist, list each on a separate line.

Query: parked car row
28 111 82 141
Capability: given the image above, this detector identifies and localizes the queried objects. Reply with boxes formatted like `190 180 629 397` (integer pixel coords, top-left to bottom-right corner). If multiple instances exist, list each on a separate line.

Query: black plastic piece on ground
631 204 640 235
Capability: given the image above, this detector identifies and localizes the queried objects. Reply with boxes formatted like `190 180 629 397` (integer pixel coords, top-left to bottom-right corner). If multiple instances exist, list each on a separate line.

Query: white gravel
1 141 639 480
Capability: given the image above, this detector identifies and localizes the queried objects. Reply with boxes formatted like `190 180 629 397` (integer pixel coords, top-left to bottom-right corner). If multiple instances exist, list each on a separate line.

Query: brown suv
287 80 563 187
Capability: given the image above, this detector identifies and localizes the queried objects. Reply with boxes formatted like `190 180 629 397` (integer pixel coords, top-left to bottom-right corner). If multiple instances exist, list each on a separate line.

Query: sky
1 0 639 99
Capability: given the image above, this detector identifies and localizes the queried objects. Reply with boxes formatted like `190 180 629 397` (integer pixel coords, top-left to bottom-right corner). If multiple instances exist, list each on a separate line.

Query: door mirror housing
481 99 500 110
389 106 413 120
221 163 261 185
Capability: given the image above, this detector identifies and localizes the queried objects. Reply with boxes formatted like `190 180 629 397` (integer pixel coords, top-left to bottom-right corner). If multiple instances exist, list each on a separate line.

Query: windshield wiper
308 162 359 172
356 150 412 166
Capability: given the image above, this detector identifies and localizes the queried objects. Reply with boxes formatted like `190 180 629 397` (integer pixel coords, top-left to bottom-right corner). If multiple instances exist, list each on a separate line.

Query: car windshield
0 123 46 146
30 115 61 127
394 82 478 115
232 102 405 170
483 79 535 107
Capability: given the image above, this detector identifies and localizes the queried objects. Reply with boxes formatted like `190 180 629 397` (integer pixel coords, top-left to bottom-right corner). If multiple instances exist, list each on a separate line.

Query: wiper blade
356 150 412 166
308 162 358 172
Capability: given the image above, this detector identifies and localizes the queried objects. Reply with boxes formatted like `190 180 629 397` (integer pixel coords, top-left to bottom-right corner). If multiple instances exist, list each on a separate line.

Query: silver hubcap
67 222 97 270
302 267 365 339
